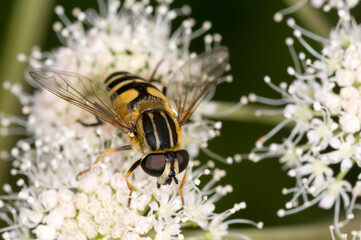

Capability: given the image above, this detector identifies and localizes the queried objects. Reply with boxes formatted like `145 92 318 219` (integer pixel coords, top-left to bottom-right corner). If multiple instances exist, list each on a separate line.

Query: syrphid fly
30 46 229 206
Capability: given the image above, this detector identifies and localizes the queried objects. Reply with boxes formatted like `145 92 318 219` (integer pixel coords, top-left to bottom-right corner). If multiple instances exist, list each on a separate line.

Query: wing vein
29 68 133 133
166 46 229 126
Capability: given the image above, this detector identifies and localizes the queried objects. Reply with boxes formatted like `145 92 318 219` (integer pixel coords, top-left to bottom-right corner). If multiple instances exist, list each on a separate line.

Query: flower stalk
202 102 287 126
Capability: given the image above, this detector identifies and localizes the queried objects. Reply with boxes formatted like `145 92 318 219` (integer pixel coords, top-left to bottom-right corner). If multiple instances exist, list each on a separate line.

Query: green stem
203 102 286 126
335 159 355 182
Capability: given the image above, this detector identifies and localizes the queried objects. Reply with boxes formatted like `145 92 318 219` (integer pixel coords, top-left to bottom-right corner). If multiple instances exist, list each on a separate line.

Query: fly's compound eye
141 154 166 177
176 150 189 173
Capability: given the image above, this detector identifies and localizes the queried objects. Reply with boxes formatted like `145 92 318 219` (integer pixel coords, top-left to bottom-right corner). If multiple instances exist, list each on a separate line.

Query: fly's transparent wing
29 68 133 132
167 46 229 126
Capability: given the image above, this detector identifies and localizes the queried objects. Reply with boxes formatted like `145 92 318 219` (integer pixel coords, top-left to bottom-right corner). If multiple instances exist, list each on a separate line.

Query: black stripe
110 82 162 109
112 81 155 97
104 71 130 83
153 112 171 149
142 113 157 150
107 75 142 89
165 113 178 146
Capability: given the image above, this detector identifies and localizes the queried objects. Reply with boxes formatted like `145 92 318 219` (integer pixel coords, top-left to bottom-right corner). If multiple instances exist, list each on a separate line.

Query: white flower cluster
309 0 359 13
5 146 241 240
0 0 260 239
251 2 361 240
274 0 359 22
311 0 359 11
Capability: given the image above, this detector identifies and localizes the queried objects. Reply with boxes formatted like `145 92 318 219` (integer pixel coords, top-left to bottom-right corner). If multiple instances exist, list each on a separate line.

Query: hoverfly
30 46 229 206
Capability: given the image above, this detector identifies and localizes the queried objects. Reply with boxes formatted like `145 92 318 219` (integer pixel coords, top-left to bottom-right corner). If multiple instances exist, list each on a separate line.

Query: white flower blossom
251 1 361 239
0 0 260 239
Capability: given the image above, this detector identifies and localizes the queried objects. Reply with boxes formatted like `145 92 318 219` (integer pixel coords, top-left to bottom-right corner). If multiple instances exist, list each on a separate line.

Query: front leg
147 59 163 82
125 159 142 208
76 145 132 180
178 168 188 206
77 116 103 127
147 60 167 95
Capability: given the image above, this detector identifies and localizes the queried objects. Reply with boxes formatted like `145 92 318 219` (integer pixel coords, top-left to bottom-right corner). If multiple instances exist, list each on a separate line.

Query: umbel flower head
250 0 361 239
0 0 261 239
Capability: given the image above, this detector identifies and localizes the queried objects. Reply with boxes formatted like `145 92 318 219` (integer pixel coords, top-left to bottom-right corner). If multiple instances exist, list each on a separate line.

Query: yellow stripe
148 113 160 150
117 88 139 103
147 87 168 102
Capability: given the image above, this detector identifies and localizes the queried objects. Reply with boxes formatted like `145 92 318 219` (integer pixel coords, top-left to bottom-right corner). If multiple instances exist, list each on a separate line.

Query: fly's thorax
136 110 182 154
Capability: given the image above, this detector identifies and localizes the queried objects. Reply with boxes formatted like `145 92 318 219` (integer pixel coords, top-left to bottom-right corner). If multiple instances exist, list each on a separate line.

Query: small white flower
73 193 88 211
278 142 301 169
58 202 76 218
297 156 333 191
183 189 216 228
33 225 57 240
19 208 43 226
335 68 354 86
319 179 351 209
340 112 360 133
317 92 341 114
311 0 326 8
327 134 356 163
44 210 64 229
284 104 312 122
306 117 336 149
39 190 58 210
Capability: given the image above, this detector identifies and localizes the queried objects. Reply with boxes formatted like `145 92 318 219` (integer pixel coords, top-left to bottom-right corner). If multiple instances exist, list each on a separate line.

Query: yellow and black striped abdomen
104 71 170 118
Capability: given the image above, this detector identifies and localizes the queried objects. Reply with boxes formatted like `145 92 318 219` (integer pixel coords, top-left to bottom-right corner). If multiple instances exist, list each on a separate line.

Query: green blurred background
0 0 358 239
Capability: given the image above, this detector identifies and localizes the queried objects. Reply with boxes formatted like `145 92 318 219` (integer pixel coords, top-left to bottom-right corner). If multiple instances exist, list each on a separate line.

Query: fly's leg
76 145 132 180
147 60 167 95
77 116 103 127
162 86 167 95
178 168 188 206
125 159 142 208
148 59 163 82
